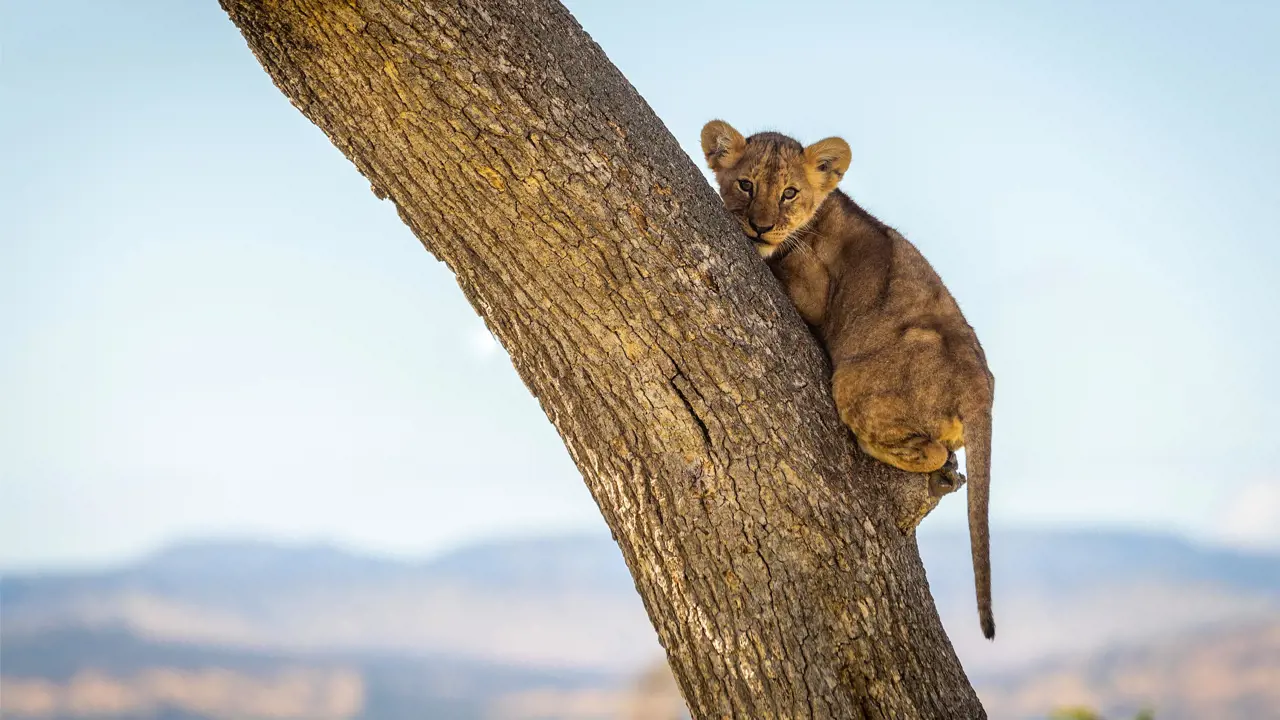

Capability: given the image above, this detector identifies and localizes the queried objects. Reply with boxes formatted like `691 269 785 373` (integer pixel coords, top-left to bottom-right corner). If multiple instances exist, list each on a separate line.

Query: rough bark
217 0 985 717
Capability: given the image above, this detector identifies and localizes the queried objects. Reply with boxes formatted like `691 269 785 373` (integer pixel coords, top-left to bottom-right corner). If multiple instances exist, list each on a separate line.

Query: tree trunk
218 0 986 717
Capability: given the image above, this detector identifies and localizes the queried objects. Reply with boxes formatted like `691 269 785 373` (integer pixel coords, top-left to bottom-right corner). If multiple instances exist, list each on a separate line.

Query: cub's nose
748 220 774 237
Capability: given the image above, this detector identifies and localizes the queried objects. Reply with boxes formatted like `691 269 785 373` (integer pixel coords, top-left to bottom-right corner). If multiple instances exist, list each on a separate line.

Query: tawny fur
701 120 997 640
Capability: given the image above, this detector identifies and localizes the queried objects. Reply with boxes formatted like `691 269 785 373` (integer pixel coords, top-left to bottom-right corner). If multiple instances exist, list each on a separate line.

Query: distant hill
0 627 621 720
976 616 1280 720
3 528 1278 718
1 533 658 671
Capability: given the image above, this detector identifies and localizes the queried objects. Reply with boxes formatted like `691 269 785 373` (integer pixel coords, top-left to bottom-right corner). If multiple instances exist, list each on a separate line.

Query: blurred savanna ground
2 531 1278 719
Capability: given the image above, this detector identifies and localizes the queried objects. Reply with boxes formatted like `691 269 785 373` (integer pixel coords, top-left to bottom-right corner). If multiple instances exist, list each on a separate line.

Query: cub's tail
966 409 994 640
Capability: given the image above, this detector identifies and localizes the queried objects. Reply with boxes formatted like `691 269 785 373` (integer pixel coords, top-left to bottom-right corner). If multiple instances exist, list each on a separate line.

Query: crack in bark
670 371 712 451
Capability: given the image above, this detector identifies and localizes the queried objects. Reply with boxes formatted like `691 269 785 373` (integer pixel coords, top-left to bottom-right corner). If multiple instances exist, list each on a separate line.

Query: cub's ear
803 137 852 195
700 120 746 171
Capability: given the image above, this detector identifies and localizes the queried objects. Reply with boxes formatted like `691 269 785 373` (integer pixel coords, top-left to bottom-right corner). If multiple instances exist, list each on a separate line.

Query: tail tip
981 616 996 641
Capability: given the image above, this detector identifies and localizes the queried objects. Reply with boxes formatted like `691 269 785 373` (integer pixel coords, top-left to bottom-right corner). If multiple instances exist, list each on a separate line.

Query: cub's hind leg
833 367 952 482
855 430 949 475
857 430 964 497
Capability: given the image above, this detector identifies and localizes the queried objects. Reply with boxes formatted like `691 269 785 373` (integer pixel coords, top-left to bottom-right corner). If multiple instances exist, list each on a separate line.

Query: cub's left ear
803 137 852 195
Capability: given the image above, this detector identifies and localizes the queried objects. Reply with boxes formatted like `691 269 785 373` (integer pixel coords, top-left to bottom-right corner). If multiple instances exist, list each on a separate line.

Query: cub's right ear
700 120 745 171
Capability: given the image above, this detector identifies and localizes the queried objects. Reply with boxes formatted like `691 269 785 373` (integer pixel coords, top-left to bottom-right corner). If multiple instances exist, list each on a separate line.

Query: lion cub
701 120 997 640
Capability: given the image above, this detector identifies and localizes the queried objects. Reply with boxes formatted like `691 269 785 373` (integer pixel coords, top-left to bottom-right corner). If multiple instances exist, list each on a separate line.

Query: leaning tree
219 0 986 717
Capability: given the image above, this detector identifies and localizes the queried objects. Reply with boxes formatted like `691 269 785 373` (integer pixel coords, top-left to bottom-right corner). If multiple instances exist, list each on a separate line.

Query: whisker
777 217 820 260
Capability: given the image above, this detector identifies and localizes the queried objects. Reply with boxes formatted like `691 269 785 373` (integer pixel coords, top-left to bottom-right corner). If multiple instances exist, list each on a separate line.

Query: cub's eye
737 179 754 193
782 187 799 200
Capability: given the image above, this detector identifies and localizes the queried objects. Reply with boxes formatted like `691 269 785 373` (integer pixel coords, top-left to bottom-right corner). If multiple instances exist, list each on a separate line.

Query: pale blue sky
2 1 1278 570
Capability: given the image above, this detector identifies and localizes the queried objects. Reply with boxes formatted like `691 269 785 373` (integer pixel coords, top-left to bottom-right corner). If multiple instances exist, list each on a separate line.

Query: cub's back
825 225 988 409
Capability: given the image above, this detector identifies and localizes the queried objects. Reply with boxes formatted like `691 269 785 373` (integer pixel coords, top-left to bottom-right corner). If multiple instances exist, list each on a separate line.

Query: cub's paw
927 453 966 497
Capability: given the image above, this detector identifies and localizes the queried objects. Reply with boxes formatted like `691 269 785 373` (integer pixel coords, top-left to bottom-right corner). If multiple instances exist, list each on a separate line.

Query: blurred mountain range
2 529 1278 719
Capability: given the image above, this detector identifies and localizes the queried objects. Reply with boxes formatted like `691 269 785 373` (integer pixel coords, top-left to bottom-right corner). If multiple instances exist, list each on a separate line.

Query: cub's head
700 120 851 258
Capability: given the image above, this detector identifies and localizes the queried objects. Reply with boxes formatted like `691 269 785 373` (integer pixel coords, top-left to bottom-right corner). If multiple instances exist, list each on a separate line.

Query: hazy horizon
5 520 1275 576
3 1 1278 570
